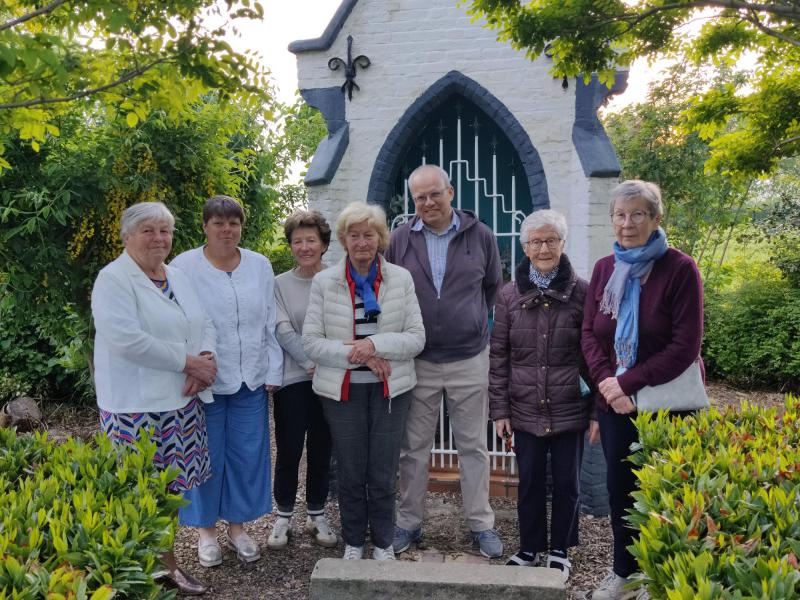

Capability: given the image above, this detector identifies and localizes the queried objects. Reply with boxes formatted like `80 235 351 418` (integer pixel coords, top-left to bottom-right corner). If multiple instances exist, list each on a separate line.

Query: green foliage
703 264 800 391
603 64 752 258
466 0 800 177
0 429 183 598
628 396 800 598
0 0 270 169
0 95 325 403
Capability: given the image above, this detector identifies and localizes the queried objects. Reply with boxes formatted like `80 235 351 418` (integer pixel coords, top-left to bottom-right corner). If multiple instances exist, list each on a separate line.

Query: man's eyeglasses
611 211 651 225
522 237 562 250
412 189 448 204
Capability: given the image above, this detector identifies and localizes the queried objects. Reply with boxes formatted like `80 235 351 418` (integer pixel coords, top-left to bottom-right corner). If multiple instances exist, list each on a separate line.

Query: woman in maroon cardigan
489 209 592 581
582 180 703 600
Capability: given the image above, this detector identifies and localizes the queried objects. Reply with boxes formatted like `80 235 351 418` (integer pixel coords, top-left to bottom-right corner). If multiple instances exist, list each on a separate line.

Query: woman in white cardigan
92 201 217 595
302 202 425 561
171 196 283 569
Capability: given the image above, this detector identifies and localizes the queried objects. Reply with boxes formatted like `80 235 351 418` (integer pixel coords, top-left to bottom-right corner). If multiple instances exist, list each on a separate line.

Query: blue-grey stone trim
300 87 346 136
367 70 550 210
288 0 360 54
572 71 628 178
305 124 349 186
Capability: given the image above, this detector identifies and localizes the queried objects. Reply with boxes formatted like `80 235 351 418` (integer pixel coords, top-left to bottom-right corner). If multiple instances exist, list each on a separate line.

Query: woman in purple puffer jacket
489 209 592 582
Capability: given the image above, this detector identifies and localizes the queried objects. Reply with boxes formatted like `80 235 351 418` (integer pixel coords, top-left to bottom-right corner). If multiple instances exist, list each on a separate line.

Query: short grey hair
610 180 664 218
408 164 451 192
520 209 568 244
336 202 390 251
120 202 175 240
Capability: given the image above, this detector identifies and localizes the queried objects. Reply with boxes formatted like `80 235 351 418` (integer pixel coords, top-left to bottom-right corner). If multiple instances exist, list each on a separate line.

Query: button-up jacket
171 247 282 394
489 255 592 436
92 250 216 413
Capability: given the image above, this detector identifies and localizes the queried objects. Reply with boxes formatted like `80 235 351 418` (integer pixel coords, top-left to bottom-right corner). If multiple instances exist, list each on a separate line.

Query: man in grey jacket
384 164 504 558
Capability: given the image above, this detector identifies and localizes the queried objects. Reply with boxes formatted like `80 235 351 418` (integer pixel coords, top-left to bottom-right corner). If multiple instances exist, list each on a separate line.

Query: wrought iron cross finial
328 35 371 101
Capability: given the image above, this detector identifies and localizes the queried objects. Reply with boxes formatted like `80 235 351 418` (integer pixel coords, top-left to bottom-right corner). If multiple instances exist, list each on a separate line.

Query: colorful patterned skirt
100 397 211 493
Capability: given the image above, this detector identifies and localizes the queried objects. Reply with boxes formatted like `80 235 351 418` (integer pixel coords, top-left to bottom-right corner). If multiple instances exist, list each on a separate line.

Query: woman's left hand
609 396 636 414
344 338 376 364
365 356 392 380
182 375 207 397
599 376 625 403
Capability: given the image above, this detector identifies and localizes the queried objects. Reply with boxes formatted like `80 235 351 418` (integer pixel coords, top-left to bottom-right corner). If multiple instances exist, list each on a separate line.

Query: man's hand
587 420 601 444
344 338 376 364
495 418 512 439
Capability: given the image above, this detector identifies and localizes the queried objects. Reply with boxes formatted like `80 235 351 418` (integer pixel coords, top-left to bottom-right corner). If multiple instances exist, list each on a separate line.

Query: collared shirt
411 211 460 297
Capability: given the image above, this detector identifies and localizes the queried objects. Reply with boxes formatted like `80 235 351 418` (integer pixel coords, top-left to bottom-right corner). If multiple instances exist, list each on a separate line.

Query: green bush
703 269 800 391
629 396 800 599
0 429 183 599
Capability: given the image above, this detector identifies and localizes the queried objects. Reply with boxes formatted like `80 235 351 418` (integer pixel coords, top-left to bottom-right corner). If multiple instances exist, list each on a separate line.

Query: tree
466 0 800 176
603 63 753 267
0 0 270 169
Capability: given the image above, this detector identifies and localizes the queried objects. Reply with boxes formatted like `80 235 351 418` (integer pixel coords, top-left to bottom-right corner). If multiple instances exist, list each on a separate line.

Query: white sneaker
267 516 291 550
343 545 364 560
591 570 639 600
372 546 395 561
305 515 338 548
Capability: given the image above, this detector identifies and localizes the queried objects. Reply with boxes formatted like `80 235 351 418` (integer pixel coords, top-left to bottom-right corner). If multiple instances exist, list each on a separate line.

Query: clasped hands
182 352 217 397
344 338 391 381
598 376 635 415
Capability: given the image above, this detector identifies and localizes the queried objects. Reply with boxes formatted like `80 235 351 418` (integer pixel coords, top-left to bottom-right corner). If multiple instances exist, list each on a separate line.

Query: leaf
125 112 139 128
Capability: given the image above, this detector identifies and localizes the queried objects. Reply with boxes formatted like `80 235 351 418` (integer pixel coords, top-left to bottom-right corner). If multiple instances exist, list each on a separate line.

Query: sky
228 0 653 108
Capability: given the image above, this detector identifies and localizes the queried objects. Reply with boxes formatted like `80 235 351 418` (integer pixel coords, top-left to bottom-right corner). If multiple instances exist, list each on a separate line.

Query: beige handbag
633 360 709 413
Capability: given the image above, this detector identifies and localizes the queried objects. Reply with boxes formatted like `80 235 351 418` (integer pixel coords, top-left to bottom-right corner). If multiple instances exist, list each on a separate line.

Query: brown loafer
156 566 208 595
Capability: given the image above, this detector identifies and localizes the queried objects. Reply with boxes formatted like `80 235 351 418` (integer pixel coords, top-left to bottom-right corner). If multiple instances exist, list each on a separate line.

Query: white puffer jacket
302 256 425 401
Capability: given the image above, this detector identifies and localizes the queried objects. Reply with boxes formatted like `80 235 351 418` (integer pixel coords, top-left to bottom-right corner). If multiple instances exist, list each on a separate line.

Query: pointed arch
367 70 549 210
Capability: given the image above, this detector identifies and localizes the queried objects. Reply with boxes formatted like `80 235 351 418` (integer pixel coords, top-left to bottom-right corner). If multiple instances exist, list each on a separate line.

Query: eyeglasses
523 237 562 250
611 211 651 225
412 188 449 204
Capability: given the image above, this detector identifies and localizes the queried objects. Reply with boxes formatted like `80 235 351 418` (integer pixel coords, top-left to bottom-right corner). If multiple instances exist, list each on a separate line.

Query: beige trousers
396 346 494 532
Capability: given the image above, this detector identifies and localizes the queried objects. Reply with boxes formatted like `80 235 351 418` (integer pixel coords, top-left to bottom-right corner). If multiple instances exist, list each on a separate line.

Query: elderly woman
489 209 591 581
582 180 704 600
302 202 425 561
269 210 336 550
172 195 282 568
92 201 217 595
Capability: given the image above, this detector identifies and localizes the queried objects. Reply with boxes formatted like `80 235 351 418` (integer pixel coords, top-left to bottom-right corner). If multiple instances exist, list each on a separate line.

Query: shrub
703 270 800 391
0 429 183 599
629 396 800 598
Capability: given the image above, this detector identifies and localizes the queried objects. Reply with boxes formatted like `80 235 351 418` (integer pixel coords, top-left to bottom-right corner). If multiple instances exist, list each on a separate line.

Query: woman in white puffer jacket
302 201 425 562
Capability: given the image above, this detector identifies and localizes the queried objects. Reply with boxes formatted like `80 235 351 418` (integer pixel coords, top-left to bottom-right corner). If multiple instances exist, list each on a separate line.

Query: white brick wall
295 0 619 276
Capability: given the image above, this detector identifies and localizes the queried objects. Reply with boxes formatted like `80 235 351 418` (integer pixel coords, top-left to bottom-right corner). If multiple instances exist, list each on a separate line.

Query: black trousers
515 429 584 553
273 381 332 514
598 408 695 577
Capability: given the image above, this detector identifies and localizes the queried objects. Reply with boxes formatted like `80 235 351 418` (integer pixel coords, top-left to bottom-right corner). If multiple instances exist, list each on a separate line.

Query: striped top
150 277 178 304
350 293 380 384
410 210 460 298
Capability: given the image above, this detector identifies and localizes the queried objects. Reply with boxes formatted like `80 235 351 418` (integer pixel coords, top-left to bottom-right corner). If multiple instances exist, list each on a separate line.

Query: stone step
309 557 565 600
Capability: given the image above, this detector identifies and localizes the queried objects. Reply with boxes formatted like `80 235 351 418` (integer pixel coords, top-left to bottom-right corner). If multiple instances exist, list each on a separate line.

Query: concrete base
309 558 565 599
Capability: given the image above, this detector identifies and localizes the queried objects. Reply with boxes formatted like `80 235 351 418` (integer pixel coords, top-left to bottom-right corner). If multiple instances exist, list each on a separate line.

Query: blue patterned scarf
348 259 381 318
529 263 559 290
600 227 668 374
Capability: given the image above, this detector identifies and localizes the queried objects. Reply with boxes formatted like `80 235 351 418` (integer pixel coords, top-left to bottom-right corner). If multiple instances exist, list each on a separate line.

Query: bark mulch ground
39 382 784 599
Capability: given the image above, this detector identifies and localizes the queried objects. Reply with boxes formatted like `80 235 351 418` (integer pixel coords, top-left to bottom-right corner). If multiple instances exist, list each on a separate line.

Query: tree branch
0 0 71 32
744 9 800 46
778 135 800 148
0 59 168 110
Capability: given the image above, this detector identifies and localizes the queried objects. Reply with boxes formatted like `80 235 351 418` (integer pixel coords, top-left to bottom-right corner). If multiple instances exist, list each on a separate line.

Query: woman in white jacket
92 201 217 595
171 196 283 569
302 202 425 561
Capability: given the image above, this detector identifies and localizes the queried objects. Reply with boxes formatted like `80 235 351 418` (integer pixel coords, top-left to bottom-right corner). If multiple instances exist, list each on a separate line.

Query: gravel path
39 382 784 599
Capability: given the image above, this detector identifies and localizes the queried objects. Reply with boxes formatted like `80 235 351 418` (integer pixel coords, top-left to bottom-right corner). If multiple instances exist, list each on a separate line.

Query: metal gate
388 95 542 478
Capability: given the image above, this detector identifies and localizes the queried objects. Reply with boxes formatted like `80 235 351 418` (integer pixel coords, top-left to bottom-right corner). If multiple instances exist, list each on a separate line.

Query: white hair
407 164 451 192
519 209 568 244
610 180 664 217
120 202 175 240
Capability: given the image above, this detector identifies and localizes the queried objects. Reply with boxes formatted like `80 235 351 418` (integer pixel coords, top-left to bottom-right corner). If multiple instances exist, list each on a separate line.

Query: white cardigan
92 251 216 413
302 256 425 401
170 247 283 394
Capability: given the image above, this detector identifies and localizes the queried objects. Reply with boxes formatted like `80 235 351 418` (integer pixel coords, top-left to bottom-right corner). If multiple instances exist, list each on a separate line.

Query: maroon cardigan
581 248 704 412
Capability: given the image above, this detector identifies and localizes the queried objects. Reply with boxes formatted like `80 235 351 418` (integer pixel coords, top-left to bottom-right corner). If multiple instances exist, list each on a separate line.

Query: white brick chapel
290 0 627 280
